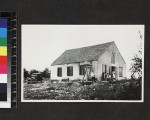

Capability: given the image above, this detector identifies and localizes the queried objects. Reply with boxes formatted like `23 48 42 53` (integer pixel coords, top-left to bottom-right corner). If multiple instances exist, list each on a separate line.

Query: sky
22 25 144 78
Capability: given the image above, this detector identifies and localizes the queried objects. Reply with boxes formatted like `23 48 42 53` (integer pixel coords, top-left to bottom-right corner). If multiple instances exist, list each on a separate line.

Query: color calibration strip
0 19 7 102
0 12 17 108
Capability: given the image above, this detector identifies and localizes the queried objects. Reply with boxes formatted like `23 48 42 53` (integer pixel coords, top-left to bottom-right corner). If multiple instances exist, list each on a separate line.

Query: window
102 64 105 73
57 67 62 77
107 66 110 73
105 65 107 73
111 52 115 64
119 67 123 77
79 65 85 75
67 66 73 76
102 64 108 73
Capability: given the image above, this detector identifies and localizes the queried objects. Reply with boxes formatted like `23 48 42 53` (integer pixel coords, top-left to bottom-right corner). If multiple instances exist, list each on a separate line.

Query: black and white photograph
22 25 144 102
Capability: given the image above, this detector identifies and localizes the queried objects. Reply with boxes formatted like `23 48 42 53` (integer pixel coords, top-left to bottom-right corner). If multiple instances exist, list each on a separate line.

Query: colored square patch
0 19 7 28
0 74 7 83
0 46 7 56
0 64 7 74
0 93 7 101
0 56 7 65
0 83 7 93
0 28 7 37
0 37 7 46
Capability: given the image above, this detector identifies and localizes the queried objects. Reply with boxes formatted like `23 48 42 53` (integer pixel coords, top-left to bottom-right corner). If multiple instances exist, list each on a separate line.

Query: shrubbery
77 78 141 100
24 78 142 100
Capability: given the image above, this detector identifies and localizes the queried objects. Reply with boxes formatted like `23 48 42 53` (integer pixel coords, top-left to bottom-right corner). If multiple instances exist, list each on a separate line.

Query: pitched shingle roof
51 41 114 66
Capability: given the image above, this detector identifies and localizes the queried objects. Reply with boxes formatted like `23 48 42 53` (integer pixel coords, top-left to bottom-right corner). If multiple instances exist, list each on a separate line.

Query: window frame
119 67 123 77
67 66 73 76
57 67 62 77
102 64 105 73
79 65 85 75
111 52 115 64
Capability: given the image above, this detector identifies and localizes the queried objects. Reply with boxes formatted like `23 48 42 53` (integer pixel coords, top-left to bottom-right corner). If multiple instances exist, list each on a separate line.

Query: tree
130 31 143 79
29 69 39 76
41 68 50 78
24 68 29 81
130 54 142 78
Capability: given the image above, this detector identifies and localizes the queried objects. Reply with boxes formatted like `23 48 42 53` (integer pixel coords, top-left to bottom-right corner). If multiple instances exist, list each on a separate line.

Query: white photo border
21 24 144 103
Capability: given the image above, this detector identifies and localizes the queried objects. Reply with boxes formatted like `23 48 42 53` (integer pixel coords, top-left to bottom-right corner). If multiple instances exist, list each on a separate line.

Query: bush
24 78 142 100
72 78 142 100
113 79 141 100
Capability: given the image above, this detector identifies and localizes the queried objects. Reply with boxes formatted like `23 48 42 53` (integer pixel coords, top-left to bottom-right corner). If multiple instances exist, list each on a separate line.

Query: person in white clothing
112 71 115 80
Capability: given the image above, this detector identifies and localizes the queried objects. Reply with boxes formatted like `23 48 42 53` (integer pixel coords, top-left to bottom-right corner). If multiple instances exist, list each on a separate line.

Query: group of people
87 71 116 82
102 71 116 81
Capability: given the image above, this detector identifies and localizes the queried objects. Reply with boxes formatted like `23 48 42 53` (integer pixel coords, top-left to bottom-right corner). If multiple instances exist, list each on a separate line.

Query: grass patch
24 78 142 100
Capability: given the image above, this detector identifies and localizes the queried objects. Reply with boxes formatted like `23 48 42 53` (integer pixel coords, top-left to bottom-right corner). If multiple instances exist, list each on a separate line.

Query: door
83 66 92 81
115 67 118 79
111 66 117 79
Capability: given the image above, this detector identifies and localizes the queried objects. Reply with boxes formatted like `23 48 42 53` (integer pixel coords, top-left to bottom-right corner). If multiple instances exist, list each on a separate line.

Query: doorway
111 66 118 79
